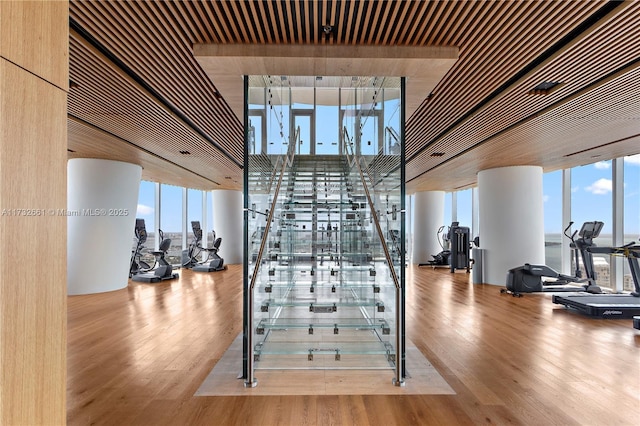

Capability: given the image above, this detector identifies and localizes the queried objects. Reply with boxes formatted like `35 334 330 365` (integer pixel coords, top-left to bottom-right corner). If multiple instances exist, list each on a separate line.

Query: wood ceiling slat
342 0 356 44
410 1 438 47
300 0 310 44
371 1 391 45
336 0 347 43
246 1 266 44
291 0 304 45
207 1 235 43
365 0 384 45
359 2 376 44
227 1 251 43
382 0 405 45
417 1 450 46
256 0 273 43
275 0 291 44
165 1 203 44
265 1 281 43
427 1 461 46
191 1 226 43
327 0 338 45
435 1 475 46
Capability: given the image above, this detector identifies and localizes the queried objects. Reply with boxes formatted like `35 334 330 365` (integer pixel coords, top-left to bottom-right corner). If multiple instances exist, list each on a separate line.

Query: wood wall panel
0 3 67 425
0 0 68 89
0 58 67 426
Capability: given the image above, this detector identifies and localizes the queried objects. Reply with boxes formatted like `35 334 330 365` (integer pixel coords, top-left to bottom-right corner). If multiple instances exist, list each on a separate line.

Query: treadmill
552 243 640 319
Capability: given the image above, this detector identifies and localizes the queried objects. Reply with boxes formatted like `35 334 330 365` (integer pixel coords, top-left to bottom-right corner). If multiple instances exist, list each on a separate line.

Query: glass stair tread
261 299 384 308
257 317 389 328
254 341 394 356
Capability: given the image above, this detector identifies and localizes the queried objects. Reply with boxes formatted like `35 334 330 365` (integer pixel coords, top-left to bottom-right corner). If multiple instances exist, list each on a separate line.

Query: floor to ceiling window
570 160 612 288
623 154 640 291
543 170 563 272
160 183 183 266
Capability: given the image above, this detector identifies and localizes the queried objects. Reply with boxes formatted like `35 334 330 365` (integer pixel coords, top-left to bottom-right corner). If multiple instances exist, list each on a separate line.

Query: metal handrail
342 126 404 387
245 127 298 387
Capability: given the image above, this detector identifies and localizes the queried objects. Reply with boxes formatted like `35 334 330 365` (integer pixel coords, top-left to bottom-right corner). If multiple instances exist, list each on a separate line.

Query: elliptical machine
182 221 204 268
130 218 152 277
182 221 226 272
420 225 451 267
131 223 179 283
504 221 604 296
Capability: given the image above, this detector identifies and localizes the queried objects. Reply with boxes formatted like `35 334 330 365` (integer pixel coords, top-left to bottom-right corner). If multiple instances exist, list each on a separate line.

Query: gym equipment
182 221 204 268
184 221 226 272
503 221 603 296
553 243 640 319
449 222 471 273
634 316 640 330
131 227 179 283
129 218 152 278
566 221 604 290
504 264 588 296
419 225 451 267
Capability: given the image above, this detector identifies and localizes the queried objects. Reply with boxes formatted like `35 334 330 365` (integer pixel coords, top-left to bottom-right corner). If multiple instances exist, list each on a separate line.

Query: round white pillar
412 191 445 264
478 166 545 285
212 189 243 264
67 159 142 295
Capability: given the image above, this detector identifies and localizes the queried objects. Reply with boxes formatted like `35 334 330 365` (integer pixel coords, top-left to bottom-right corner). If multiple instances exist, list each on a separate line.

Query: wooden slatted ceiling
70 1 243 162
407 1 640 190
68 32 240 190
68 0 640 193
67 119 223 190
412 65 640 192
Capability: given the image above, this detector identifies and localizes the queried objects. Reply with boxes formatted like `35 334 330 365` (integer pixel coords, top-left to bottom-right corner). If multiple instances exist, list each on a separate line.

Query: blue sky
543 155 640 235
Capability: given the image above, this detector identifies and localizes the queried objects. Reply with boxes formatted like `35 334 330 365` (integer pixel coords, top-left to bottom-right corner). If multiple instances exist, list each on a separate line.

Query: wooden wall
0 1 68 424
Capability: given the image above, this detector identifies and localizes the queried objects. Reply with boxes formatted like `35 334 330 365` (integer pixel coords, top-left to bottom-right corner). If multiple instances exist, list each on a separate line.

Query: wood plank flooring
67 265 640 425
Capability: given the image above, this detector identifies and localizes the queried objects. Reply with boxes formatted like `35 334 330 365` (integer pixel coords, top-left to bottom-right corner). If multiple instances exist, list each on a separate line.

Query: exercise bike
131 225 179 283
504 221 604 296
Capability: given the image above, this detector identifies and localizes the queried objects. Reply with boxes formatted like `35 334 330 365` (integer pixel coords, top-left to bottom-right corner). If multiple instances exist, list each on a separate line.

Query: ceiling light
430 152 445 157
528 81 563 95
179 150 191 155
322 24 335 37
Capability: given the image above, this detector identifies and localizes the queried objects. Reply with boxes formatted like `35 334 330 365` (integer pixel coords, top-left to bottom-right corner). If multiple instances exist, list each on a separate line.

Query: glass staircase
244 75 404 387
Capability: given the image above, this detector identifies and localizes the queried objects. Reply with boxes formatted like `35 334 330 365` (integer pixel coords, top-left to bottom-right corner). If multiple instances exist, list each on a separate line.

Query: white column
479 166 545 285
212 189 243 264
612 158 624 292
67 159 142 295
472 187 480 239
412 191 445 265
561 169 572 275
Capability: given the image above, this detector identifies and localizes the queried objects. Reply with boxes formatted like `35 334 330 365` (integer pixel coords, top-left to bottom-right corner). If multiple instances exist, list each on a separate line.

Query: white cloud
585 178 612 195
571 186 580 193
137 204 154 215
624 154 640 165
543 195 550 203
593 161 610 169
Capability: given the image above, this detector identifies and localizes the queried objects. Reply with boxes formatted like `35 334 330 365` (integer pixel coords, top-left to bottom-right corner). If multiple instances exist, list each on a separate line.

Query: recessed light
430 152 445 157
179 150 191 155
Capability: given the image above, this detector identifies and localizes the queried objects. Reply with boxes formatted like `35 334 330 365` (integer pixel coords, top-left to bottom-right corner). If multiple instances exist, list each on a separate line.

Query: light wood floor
67 264 640 425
